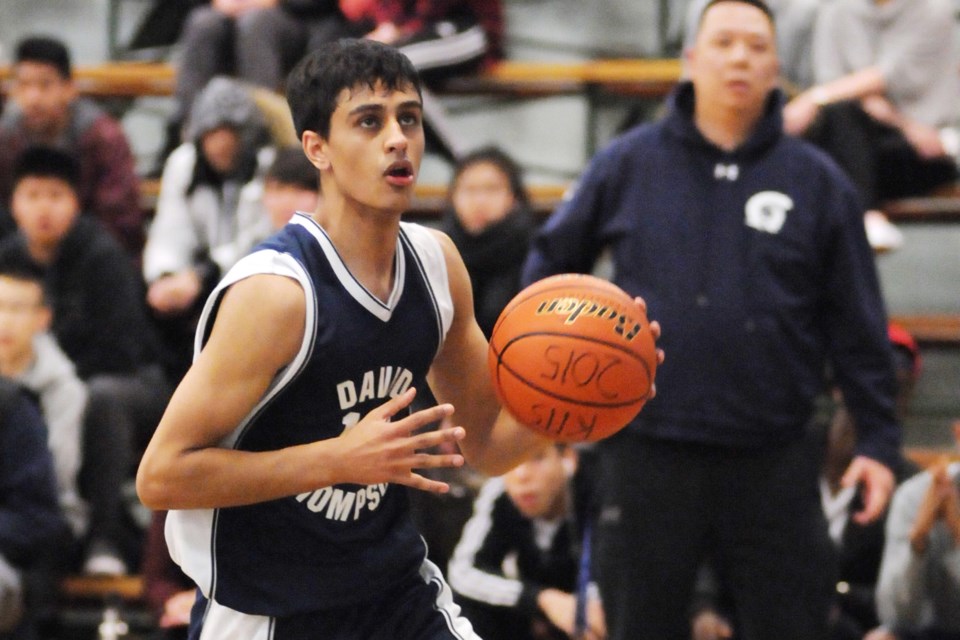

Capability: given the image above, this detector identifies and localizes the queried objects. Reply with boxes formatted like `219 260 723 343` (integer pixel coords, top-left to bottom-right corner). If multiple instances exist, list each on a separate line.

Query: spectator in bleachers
0 145 170 487
820 403 920 640
163 0 350 164
522 1 902 637
783 0 960 252
0 378 67 640
0 255 135 577
144 76 277 382
343 0 503 80
0 35 146 260
448 443 604 640
867 422 960 640
260 145 322 234
347 0 504 160
440 146 535 339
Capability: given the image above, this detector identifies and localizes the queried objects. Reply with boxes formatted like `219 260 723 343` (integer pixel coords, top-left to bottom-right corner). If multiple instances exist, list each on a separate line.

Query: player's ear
301 130 331 172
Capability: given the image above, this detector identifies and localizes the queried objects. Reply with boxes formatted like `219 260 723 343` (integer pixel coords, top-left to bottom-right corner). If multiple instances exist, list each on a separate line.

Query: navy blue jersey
166 214 455 617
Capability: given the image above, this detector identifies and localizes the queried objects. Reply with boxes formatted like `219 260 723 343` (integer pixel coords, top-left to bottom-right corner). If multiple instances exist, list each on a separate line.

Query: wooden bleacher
6 59 960 348
0 61 175 98
0 58 683 100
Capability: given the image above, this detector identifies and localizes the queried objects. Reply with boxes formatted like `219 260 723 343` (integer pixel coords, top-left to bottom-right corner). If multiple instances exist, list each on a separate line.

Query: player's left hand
842 455 895 525
633 296 665 400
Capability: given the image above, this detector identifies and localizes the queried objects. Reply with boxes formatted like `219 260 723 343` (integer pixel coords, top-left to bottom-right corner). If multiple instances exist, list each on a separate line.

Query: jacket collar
663 81 786 160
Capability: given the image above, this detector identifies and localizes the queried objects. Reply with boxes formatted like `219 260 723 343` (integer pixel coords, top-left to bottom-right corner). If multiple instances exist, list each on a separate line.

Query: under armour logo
745 191 793 234
714 163 739 181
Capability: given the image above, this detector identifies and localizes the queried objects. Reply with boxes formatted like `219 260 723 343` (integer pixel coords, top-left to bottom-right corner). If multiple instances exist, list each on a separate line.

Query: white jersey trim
169 248 316 600
399 221 454 344
292 213 404 321
198 599 274 640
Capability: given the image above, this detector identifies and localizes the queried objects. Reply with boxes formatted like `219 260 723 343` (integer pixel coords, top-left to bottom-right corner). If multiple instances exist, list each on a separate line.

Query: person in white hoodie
143 76 277 382
0 255 132 576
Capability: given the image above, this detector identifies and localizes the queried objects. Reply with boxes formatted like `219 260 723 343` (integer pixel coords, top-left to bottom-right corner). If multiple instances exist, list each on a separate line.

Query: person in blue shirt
522 1 900 638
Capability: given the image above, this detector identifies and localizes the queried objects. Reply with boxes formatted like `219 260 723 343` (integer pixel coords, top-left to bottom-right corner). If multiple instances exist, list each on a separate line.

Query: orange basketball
488 273 657 442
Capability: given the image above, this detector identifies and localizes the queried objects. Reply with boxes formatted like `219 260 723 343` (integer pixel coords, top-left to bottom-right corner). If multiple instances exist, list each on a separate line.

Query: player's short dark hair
698 0 776 33
15 35 72 79
450 146 530 210
266 146 320 193
12 146 81 194
286 38 422 140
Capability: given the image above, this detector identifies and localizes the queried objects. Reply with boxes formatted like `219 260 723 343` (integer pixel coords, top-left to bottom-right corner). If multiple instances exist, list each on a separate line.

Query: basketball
488 273 657 442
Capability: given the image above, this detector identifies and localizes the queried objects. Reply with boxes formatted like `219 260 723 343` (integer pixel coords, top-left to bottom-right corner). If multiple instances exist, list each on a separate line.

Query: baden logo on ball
488 274 658 442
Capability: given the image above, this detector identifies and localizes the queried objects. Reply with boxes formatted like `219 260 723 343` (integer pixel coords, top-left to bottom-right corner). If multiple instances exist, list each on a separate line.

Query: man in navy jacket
522 1 900 638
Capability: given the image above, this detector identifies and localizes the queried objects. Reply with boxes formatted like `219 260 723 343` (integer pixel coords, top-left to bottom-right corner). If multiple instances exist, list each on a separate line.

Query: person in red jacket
0 36 146 260
341 0 505 160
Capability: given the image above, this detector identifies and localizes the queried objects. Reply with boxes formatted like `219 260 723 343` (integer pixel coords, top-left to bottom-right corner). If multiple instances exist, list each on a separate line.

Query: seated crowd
1 0 959 637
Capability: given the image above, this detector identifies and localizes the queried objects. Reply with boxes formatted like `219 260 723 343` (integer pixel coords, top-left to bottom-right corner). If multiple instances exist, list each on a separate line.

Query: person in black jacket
448 443 604 640
439 146 536 339
0 379 67 640
0 146 171 535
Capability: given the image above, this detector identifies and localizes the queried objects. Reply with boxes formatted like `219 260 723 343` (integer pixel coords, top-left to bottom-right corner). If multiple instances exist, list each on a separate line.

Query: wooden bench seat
0 62 175 97
1 59 682 101
904 445 960 468
439 58 682 98
59 574 144 602
883 196 960 223
890 314 960 346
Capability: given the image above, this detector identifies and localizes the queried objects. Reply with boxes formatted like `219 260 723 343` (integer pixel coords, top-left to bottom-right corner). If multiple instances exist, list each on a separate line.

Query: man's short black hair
266 146 321 193
15 35 72 80
698 0 776 32
286 38 422 140
12 146 81 194
0 249 48 300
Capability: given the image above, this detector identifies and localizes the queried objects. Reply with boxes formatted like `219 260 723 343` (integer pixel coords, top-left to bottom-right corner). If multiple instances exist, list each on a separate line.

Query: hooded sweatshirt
523 82 901 468
143 76 275 284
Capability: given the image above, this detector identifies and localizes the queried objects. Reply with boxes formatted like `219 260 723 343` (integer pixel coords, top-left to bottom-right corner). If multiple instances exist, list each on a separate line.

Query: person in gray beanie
143 76 277 382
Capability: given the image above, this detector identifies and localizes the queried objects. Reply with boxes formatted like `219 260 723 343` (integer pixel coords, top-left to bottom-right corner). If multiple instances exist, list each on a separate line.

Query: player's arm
427 232 551 477
137 273 465 510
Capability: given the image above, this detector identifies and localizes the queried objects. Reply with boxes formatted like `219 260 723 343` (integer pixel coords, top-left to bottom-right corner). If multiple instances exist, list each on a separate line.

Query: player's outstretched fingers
375 387 419 421
400 471 455 495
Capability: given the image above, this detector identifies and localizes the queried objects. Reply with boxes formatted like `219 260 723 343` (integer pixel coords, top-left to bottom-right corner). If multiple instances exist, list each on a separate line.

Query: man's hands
691 609 734 640
329 388 467 494
159 590 196 628
147 270 203 315
536 588 606 640
782 90 823 137
909 457 960 554
842 455 895 525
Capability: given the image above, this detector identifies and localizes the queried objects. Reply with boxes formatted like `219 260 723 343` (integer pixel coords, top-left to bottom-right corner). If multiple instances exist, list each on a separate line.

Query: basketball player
137 39 641 639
